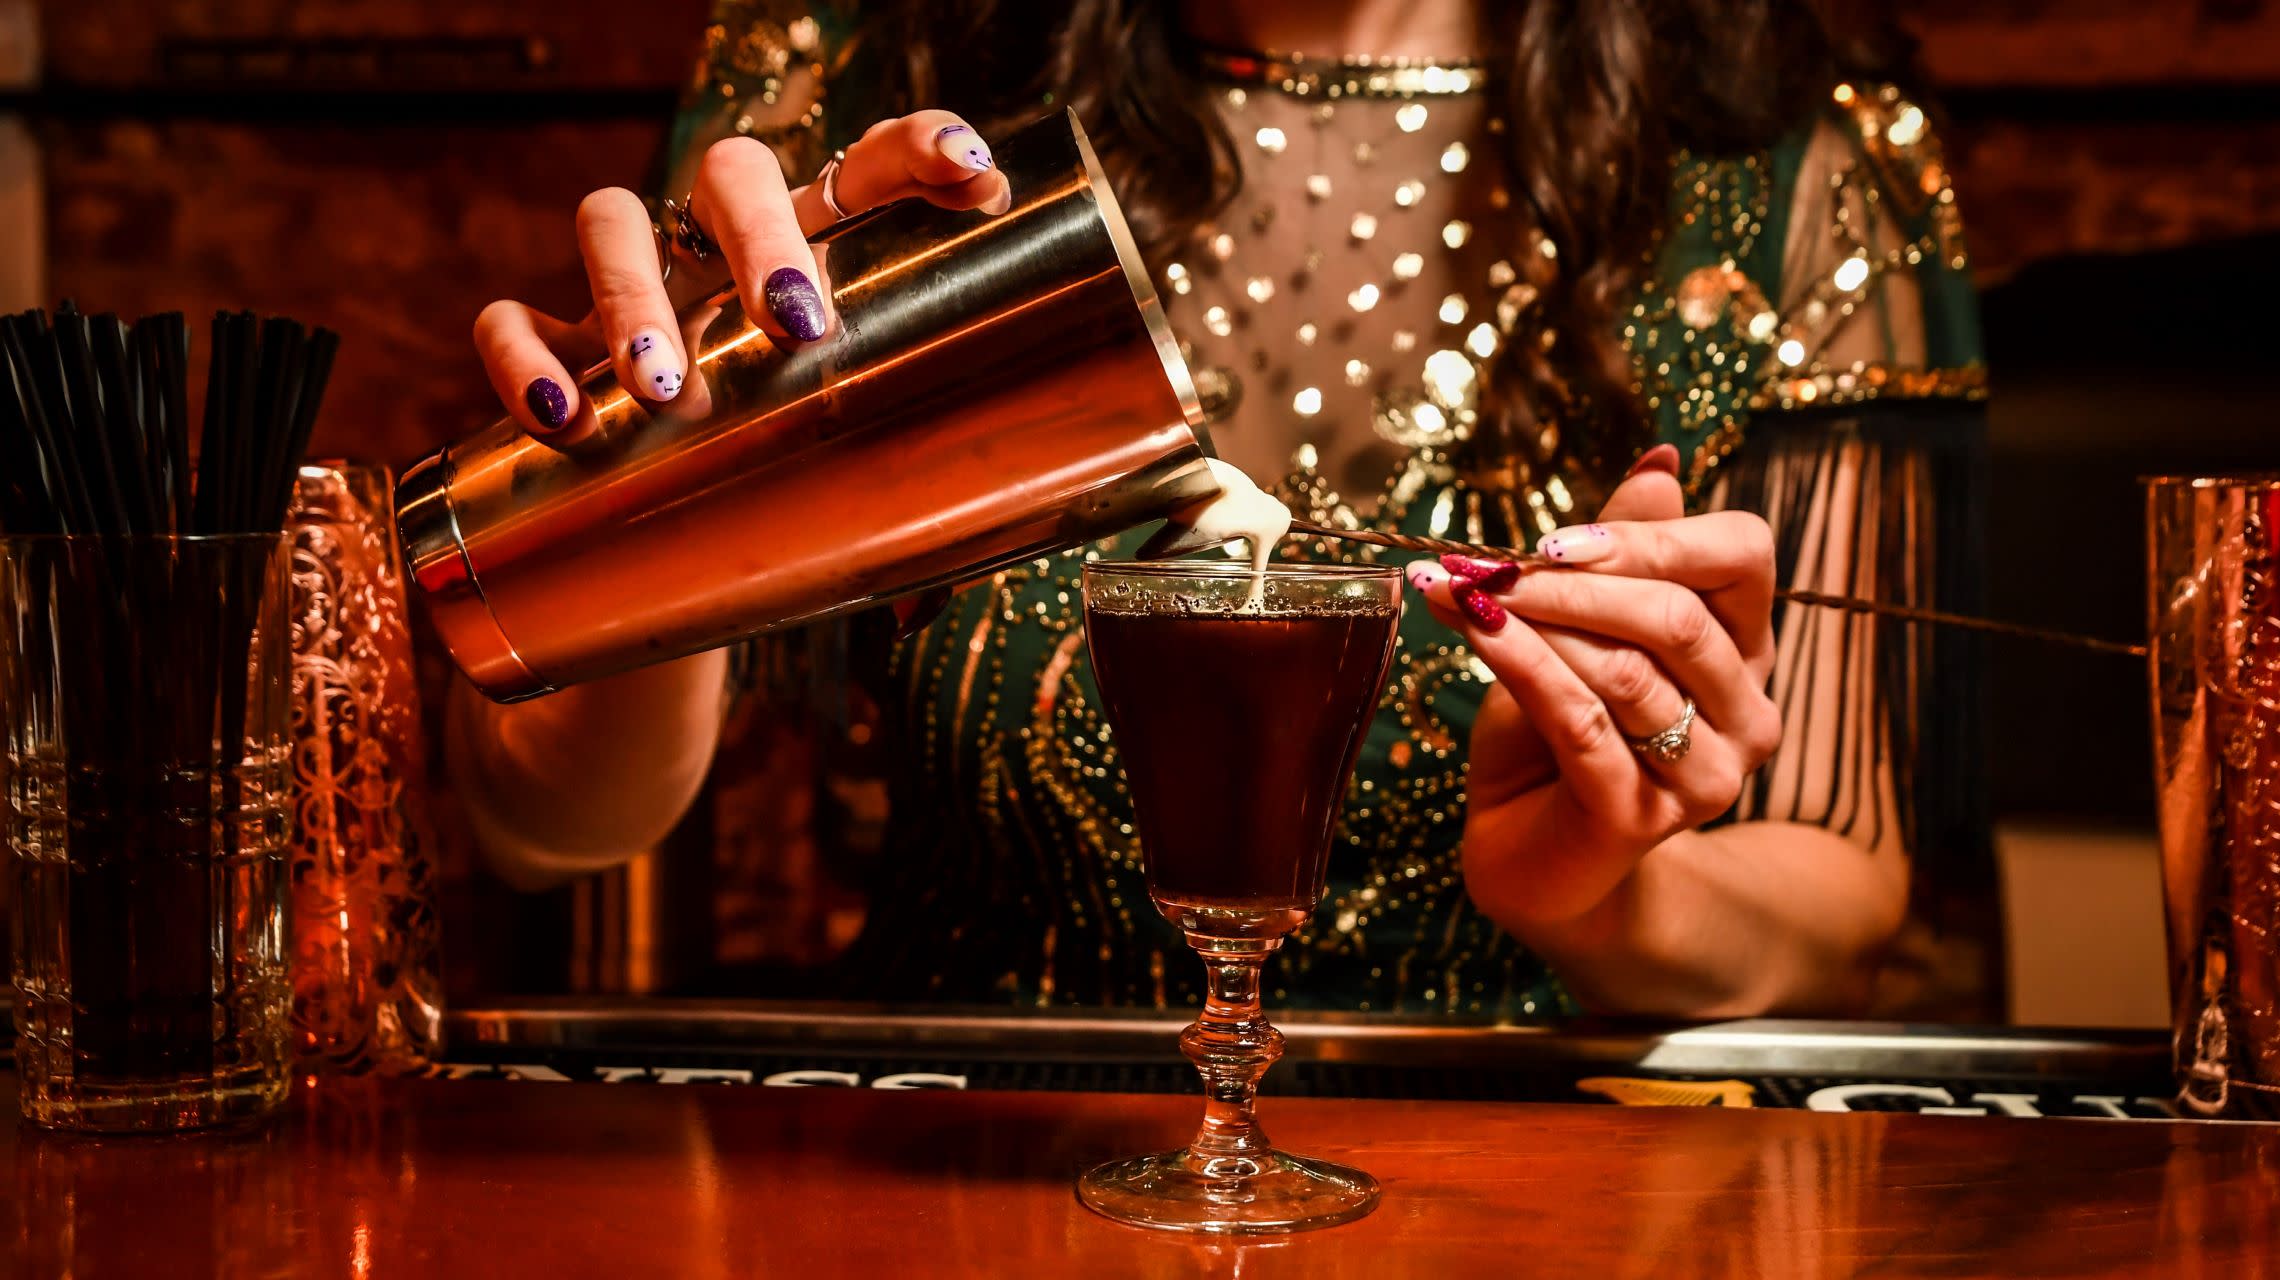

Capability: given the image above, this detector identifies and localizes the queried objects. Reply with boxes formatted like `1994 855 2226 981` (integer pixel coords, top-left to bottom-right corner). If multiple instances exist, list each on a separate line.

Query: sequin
1344 358 1370 386
1487 260 1516 287
1311 102 1336 124
1538 237 1558 260
1393 179 1426 207
1391 329 1417 353
1392 252 1424 281
1776 338 1807 366
1296 322 1319 345
1350 213 1378 241
1395 102 1428 132
1495 282 1539 332
1440 142 1469 174
1292 386 1323 416
1349 283 1381 313
1306 173 1333 200
1832 254 1870 292
1226 87 1248 108
1442 220 1471 249
1745 310 1779 343
1255 126 1288 154
1676 265 1733 330
1438 294 1468 324
1423 349 1476 406
1465 322 1498 358
1887 103 1926 148
1165 262 1191 296
1204 305 1232 337
1209 233 1235 261
1354 141 1375 166
1246 276 1276 303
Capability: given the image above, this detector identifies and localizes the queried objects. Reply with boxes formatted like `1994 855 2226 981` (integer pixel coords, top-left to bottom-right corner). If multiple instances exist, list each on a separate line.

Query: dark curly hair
848 0 1911 483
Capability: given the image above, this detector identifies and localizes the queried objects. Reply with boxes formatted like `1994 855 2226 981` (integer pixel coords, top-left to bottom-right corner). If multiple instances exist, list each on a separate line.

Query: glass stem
1180 940 1283 1171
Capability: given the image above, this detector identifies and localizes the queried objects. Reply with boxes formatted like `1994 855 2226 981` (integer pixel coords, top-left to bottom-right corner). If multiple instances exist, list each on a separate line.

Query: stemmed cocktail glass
1077 560 1402 1234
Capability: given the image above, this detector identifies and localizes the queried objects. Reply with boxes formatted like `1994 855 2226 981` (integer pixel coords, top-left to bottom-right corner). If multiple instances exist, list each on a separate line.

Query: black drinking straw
0 303 341 1084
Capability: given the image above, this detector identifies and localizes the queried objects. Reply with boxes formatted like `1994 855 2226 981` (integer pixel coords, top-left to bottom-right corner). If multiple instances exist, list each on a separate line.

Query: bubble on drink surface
1085 568 1398 618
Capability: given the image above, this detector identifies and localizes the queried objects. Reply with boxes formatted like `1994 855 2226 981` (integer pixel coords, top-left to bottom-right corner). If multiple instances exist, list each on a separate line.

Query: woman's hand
474 112 1011 444
1407 447 1783 936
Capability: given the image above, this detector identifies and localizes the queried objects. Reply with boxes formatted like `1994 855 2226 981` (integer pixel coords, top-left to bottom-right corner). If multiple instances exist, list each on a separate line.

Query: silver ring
815 148 851 220
1629 697 1697 765
660 195 717 265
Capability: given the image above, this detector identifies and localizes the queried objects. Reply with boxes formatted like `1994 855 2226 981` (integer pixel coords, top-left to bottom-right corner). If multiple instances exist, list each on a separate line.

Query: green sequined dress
666 6 1990 1017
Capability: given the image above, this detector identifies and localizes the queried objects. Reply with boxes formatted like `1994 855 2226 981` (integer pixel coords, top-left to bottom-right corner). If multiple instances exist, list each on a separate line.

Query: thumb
1595 443 1685 523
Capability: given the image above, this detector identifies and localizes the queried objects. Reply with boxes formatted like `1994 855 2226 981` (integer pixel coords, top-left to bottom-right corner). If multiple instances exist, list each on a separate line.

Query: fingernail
1626 443 1681 479
1454 585 1508 632
982 182 1013 216
628 329 682 401
524 377 570 431
1537 524 1614 564
936 124 993 172
764 266 828 342
1439 554 1519 592
1405 561 1450 593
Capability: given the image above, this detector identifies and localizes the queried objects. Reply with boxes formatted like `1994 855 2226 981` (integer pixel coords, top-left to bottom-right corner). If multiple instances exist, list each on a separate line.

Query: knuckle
1734 513 1777 568
575 186 640 235
1742 703 1785 760
702 135 786 191
1554 702 1619 757
1600 649 1661 707
1660 590 1716 655
1672 761 1743 819
473 299 519 341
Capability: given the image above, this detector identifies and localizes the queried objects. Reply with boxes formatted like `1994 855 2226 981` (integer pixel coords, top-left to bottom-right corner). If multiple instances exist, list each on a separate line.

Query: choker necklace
1188 42 1485 99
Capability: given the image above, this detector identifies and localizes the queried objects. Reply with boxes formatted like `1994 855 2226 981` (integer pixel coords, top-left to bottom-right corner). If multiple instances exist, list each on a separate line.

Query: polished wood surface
5 1072 2277 1278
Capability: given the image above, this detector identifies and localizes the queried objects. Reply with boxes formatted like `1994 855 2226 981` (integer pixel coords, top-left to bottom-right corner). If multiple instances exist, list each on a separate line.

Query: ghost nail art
936 124 993 172
628 328 682 401
1536 524 1614 564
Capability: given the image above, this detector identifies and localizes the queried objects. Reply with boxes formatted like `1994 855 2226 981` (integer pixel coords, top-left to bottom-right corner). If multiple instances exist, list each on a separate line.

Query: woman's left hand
1407 448 1783 937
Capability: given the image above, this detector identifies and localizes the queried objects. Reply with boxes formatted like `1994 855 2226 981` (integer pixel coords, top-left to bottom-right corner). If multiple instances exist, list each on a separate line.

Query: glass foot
1077 1147 1380 1235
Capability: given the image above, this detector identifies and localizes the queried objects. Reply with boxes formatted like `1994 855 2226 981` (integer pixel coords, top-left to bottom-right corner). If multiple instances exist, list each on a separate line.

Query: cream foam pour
1164 459 1292 603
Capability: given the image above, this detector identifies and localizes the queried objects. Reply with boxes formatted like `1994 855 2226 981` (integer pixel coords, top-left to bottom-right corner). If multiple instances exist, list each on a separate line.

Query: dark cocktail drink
1078 559 1400 1234
1087 609 1396 919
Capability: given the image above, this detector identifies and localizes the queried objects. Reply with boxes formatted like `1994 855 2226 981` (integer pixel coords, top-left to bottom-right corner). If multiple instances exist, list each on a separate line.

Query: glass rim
0 531 290 545
2141 471 2280 491
1083 558 1401 581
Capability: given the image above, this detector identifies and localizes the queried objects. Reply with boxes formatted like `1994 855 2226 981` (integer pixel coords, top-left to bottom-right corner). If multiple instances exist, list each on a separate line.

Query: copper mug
2146 473 2280 1117
399 109 1214 702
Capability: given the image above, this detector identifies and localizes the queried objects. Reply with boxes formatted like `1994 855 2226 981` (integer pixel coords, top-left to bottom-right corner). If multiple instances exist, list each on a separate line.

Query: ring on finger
655 195 719 282
814 149 851 220
1627 697 1697 765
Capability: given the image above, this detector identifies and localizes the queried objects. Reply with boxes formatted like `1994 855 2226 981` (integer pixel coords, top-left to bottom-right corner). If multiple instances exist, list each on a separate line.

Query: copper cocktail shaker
2146 474 2280 1117
399 109 1213 702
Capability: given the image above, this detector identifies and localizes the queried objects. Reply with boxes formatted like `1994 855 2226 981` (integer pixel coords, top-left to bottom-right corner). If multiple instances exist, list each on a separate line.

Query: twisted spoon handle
1286 519 2147 659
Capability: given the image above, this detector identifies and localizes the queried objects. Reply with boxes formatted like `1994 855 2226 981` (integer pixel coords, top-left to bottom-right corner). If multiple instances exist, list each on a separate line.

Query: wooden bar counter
5 1070 2277 1277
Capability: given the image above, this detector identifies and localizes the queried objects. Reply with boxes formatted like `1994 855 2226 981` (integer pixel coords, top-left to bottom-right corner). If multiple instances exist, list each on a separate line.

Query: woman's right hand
475 112 1011 444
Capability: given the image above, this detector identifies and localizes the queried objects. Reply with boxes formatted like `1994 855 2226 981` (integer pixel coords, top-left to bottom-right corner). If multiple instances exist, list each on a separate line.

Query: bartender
445 0 1986 1021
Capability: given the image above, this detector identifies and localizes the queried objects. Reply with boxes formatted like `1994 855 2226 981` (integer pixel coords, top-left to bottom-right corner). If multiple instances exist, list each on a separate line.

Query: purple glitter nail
764 266 828 342
524 377 570 430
